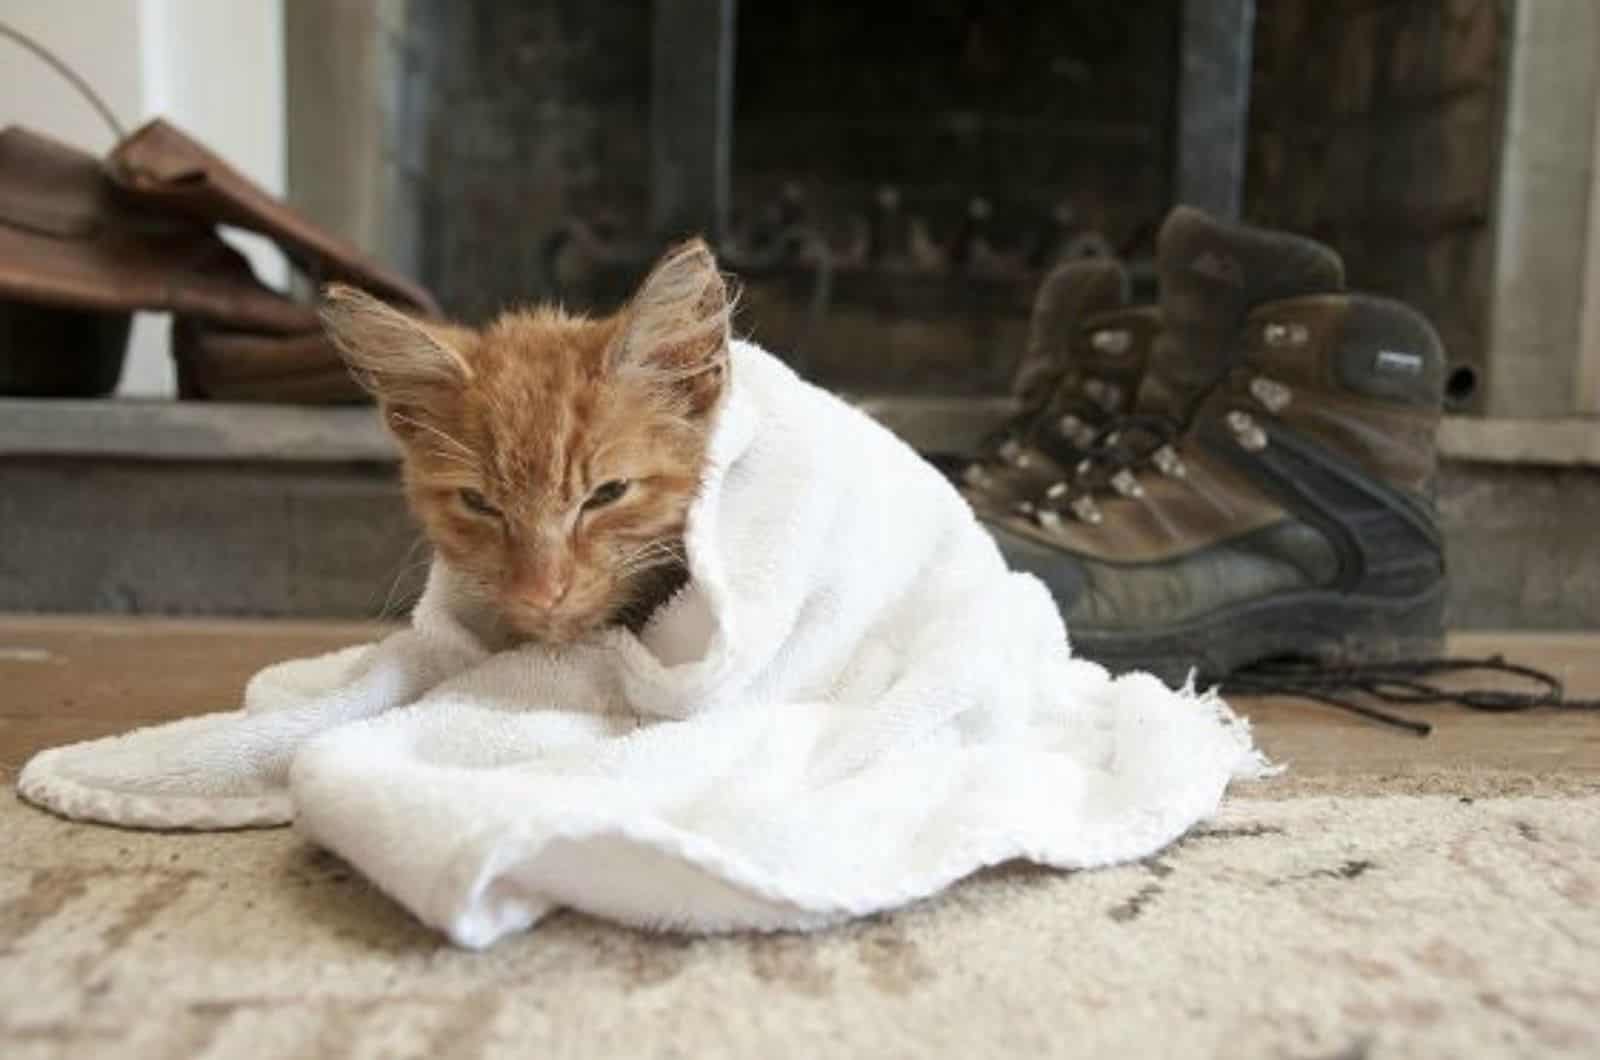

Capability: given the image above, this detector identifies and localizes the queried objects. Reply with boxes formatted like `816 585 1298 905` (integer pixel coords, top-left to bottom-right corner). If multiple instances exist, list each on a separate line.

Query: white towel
18 341 1268 948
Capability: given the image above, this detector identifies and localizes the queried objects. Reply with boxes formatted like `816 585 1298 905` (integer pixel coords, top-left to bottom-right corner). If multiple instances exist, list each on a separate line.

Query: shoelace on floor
1221 655 1600 736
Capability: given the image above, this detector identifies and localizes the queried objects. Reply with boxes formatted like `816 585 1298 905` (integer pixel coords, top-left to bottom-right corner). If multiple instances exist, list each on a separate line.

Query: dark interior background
397 0 1501 402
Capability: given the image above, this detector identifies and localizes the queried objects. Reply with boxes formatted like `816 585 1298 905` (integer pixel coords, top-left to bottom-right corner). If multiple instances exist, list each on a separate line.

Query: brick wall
403 0 652 322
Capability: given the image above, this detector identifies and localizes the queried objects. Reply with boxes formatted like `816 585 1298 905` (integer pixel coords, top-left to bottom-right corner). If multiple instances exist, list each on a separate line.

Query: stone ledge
846 395 1015 453
5 399 1600 628
0 396 1014 465
1436 416 1600 466
4 397 1599 469
0 399 395 463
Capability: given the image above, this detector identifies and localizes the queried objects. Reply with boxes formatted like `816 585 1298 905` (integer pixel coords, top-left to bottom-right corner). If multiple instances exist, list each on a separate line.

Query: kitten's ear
320 284 473 398
319 285 475 439
612 239 731 414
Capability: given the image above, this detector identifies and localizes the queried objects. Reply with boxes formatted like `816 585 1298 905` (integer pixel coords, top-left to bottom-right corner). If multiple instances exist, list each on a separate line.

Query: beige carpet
2 789 1597 1059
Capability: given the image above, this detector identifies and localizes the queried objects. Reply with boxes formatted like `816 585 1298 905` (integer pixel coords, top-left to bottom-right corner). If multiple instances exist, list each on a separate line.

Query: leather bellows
0 119 438 401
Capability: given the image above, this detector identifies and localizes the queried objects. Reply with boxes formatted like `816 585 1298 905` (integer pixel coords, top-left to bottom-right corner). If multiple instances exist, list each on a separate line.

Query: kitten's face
322 241 730 643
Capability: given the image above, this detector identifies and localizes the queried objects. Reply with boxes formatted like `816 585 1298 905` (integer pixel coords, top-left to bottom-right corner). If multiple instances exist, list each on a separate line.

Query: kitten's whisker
615 538 686 572
626 537 686 559
613 541 689 583
372 535 430 621
419 448 479 472
454 570 496 604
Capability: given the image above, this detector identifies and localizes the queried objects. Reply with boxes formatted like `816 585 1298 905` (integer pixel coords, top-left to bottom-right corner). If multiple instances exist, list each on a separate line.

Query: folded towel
18 341 1268 948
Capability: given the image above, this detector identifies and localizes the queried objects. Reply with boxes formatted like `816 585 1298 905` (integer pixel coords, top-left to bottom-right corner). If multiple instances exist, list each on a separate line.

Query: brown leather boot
983 208 1447 684
960 258 1159 516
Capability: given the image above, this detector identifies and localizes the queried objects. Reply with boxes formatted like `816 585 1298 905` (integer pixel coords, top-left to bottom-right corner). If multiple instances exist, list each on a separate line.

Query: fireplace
362 0 1498 405
392 0 1261 396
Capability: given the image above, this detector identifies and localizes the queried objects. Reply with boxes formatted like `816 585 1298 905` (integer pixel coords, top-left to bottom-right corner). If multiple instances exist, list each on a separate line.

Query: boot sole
1069 579 1447 688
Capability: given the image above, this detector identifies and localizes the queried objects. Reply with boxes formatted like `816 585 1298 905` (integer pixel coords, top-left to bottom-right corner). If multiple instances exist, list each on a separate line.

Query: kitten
320 240 732 644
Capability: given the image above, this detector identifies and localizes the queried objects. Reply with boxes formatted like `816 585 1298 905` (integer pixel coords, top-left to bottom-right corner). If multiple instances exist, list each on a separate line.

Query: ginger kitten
320 240 732 644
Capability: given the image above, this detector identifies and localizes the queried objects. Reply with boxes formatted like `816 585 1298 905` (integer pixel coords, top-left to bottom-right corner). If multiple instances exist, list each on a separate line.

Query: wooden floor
2 616 1597 794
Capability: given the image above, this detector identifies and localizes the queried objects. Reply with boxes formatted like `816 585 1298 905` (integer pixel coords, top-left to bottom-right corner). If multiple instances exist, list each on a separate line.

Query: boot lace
1021 412 1183 524
966 374 1127 487
1221 655 1600 736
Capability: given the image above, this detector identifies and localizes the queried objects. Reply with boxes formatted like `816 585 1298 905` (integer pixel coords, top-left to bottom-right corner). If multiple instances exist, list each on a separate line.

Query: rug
2 790 1596 1059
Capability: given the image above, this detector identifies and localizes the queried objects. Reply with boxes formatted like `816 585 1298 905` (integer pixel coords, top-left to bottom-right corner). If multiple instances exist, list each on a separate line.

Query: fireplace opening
395 1 1494 406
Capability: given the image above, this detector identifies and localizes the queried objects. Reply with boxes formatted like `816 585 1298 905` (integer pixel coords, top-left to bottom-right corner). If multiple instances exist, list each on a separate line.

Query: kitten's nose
519 570 571 611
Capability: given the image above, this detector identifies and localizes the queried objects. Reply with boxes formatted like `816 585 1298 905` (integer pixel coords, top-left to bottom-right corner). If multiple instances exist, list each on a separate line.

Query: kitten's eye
458 488 500 517
583 479 630 510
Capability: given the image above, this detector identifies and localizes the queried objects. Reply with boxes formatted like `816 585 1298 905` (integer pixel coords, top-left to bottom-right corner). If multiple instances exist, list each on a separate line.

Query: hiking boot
960 258 1158 516
982 208 1447 684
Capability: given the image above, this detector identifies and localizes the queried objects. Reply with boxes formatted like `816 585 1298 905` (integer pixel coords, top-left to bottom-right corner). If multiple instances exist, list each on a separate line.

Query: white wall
1481 0 1600 419
1579 16 1600 416
1 0 285 397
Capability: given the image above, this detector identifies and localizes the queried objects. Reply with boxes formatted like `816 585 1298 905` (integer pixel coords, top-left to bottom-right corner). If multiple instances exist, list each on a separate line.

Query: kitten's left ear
613 238 731 415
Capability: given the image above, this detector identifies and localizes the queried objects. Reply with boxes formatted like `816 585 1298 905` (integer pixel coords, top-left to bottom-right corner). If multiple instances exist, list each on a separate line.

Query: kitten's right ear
319 284 475 405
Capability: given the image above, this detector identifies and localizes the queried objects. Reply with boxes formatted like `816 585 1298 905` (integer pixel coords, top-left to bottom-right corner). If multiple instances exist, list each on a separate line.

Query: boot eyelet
1046 480 1069 501
1000 438 1034 469
1090 328 1132 355
1082 378 1123 413
1249 376 1293 414
1226 410 1269 452
1057 414 1098 449
964 465 992 488
1013 499 1036 517
1110 469 1144 498
1263 321 1310 348
1070 496 1104 525
1151 445 1188 479
1037 508 1064 532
